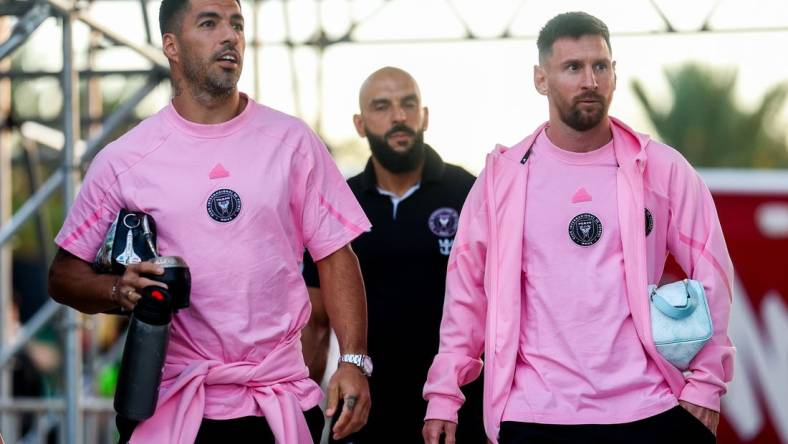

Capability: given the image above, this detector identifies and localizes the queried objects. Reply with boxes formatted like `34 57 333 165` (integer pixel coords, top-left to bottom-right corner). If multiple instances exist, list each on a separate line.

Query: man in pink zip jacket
48 0 371 442
422 12 734 444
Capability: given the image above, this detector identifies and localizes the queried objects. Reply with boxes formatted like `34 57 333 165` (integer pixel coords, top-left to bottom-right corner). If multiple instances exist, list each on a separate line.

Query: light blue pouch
648 279 713 371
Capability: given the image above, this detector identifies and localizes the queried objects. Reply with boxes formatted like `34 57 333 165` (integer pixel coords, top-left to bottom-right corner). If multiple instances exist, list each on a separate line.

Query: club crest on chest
428 207 459 237
207 189 242 223
428 207 459 256
568 212 603 246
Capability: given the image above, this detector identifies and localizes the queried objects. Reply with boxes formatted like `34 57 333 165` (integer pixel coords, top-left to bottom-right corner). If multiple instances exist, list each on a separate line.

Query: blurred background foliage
632 63 788 168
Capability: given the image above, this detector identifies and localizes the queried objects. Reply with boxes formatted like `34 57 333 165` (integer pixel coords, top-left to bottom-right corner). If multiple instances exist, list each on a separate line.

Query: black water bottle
113 285 173 421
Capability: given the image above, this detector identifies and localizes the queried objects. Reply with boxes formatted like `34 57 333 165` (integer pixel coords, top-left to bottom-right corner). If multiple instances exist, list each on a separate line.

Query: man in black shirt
302 67 486 443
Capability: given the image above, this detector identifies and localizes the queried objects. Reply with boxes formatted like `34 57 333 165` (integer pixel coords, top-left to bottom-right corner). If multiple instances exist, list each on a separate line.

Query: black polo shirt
303 145 485 442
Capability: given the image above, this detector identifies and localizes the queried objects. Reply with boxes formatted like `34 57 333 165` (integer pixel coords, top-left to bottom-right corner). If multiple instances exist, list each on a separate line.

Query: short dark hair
159 0 189 36
158 0 241 36
537 12 611 63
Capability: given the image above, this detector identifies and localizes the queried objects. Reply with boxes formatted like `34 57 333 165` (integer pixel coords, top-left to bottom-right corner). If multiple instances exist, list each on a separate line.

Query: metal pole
21 140 55 262
61 11 82 444
0 2 50 61
0 396 113 412
0 300 62 369
251 0 260 100
80 75 162 162
0 169 63 248
47 0 169 72
0 14 15 442
139 0 153 45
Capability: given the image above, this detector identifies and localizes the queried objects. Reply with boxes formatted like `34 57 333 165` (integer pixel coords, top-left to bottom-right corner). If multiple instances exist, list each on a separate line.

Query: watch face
362 357 373 376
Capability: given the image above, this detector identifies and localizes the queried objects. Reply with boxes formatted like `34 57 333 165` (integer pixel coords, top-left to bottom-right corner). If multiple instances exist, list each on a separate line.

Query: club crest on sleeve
568 213 602 246
207 189 242 223
428 207 459 238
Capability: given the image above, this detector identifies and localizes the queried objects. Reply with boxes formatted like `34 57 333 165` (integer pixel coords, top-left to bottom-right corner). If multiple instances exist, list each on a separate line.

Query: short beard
366 124 426 174
181 45 239 99
561 92 608 131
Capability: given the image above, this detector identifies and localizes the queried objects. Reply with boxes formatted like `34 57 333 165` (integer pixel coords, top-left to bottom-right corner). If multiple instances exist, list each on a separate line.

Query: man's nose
221 23 241 46
391 105 407 123
581 66 598 89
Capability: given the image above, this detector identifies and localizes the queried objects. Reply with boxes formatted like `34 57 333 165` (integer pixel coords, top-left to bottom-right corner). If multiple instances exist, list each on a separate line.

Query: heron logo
568 213 602 246
207 189 241 223
428 207 459 238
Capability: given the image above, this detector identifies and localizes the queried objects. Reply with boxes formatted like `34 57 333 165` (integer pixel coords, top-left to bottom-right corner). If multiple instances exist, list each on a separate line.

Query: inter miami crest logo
429 207 459 256
645 208 654 236
568 213 603 246
207 189 241 223
428 207 459 238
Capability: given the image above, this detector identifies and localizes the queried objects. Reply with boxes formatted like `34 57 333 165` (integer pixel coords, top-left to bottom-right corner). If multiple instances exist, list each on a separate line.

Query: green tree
632 63 788 168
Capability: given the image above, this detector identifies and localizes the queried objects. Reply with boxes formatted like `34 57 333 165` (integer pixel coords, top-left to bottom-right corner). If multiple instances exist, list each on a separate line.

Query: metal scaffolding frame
1 0 168 442
1 0 786 443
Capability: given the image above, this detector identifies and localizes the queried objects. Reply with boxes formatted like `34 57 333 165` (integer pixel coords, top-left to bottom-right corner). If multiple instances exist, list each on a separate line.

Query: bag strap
649 279 698 320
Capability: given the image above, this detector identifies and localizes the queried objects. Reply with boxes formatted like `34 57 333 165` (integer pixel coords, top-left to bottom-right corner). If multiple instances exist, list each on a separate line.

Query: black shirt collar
360 144 445 192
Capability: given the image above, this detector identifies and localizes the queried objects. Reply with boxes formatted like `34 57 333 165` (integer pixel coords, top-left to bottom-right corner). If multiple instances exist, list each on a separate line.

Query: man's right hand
423 419 457 444
112 262 167 311
49 248 168 314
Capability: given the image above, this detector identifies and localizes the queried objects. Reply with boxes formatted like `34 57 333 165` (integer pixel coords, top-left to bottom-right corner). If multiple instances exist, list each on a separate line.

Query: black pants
499 405 716 444
117 406 325 443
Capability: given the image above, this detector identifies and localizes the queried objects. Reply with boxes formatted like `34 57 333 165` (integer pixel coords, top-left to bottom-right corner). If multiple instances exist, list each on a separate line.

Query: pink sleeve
423 169 487 423
290 129 370 261
666 159 735 412
54 150 124 263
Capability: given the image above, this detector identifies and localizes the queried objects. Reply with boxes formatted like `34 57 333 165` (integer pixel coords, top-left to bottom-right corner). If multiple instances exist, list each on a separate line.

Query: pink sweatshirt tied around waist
130 333 316 444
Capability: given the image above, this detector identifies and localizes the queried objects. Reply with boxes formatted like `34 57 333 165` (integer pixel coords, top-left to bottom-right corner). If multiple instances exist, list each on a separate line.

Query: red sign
669 171 788 444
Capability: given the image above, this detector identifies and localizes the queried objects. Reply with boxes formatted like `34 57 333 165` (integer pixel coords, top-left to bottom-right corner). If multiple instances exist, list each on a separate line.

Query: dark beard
366 124 426 174
181 44 239 98
561 92 607 131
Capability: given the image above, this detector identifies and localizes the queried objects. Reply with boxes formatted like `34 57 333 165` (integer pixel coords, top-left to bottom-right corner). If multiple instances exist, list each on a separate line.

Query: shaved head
358 66 422 112
353 66 429 174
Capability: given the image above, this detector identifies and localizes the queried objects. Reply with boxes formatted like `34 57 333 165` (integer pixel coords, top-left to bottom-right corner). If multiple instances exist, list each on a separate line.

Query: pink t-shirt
501 131 676 424
56 96 371 420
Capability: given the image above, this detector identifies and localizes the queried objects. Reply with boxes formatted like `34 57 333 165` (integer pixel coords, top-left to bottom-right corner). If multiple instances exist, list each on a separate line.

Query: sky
12 0 788 175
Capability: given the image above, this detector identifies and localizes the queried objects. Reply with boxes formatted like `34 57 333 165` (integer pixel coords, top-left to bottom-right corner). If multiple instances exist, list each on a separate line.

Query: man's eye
200 21 214 28
233 23 244 32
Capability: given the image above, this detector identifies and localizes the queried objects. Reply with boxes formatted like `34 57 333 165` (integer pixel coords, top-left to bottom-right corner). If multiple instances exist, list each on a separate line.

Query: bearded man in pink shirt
48 0 371 442
423 12 733 444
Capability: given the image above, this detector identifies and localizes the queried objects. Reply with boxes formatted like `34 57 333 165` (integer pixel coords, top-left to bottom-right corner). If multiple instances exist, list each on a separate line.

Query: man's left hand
679 400 719 435
325 363 371 440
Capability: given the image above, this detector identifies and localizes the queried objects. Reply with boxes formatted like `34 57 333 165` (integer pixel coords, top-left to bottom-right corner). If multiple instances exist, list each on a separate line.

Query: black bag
93 209 159 275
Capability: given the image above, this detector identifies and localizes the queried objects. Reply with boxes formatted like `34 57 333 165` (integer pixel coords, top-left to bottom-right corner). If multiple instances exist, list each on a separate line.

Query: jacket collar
360 144 445 192
493 117 651 172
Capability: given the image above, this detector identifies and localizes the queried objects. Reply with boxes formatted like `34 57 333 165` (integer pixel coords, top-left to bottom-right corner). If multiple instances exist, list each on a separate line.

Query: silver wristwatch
338 354 373 377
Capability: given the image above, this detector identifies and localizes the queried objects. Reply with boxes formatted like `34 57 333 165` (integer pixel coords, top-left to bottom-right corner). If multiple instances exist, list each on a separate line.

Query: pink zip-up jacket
423 118 734 442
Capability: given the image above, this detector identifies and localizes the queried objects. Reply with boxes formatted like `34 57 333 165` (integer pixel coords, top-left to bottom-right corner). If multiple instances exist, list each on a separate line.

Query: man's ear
162 33 179 64
422 106 429 132
353 114 366 138
534 64 548 96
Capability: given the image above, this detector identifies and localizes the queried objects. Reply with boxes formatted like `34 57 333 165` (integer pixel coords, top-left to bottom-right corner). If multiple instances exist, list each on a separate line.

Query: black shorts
499 405 716 444
117 406 325 444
